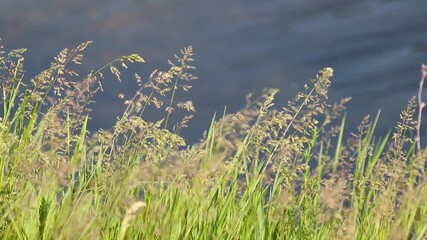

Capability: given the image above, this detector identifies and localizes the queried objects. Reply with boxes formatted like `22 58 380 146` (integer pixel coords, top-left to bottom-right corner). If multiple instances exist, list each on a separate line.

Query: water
1 0 426 143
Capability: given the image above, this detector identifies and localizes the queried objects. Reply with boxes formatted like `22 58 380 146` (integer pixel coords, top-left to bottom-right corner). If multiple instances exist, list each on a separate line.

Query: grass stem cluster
0 40 426 239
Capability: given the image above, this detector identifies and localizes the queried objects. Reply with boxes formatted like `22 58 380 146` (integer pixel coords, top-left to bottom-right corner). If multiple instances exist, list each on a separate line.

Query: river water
1 0 426 143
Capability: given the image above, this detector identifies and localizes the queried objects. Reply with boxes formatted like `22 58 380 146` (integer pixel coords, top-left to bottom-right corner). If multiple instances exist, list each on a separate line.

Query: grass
0 39 426 240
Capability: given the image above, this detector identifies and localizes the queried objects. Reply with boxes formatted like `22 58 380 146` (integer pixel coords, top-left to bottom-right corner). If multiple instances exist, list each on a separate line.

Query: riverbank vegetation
0 40 426 239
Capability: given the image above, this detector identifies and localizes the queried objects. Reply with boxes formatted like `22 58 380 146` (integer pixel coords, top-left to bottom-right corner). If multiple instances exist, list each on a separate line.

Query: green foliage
0 39 426 239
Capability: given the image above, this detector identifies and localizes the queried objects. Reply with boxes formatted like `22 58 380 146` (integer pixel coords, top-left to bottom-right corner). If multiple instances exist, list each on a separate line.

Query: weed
0 39 426 239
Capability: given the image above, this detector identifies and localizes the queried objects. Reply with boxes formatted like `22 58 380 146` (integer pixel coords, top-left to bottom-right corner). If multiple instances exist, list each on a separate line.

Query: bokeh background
1 0 426 143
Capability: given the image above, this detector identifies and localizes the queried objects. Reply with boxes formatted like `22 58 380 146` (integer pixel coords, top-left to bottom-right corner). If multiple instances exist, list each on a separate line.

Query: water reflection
1 0 426 143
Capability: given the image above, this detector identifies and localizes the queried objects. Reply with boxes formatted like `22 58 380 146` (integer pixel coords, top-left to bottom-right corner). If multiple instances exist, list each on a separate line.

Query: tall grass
0 40 426 239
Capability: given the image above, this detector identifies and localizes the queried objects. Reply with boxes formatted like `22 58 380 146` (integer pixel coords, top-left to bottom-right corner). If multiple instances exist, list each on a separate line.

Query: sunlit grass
0 40 426 239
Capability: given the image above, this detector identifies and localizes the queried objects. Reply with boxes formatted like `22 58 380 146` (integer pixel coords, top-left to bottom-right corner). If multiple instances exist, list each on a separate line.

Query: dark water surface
1 0 426 143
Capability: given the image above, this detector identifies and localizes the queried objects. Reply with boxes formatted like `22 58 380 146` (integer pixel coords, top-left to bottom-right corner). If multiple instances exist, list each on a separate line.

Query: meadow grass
0 40 426 240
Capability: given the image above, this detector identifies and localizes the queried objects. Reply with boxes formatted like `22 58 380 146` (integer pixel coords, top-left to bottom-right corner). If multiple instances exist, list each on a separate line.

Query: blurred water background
1 0 426 143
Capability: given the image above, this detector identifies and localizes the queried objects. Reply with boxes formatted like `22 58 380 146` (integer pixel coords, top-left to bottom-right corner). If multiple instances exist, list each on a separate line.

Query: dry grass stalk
416 64 427 153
